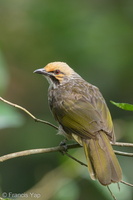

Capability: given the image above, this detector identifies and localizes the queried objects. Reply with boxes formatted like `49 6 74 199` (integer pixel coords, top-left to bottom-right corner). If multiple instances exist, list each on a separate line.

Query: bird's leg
59 138 68 146
59 139 68 154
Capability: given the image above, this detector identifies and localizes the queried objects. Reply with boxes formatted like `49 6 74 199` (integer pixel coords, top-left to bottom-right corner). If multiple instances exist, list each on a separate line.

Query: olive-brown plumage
34 62 122 185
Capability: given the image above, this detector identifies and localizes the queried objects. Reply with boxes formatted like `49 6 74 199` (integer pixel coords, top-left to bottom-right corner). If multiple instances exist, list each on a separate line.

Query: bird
34 61 122 186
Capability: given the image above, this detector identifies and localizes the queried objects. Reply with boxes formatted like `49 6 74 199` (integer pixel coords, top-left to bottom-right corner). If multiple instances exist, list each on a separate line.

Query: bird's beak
33 68 48 75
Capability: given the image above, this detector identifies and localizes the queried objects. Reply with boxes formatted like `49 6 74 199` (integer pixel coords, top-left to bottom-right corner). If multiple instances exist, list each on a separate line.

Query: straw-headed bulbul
34 62 122 186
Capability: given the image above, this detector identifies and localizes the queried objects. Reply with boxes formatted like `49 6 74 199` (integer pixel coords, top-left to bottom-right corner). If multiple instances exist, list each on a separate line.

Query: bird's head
34 62 77 86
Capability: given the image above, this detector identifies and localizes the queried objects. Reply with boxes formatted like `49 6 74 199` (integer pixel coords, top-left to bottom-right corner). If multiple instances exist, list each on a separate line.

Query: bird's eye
54 70 61 75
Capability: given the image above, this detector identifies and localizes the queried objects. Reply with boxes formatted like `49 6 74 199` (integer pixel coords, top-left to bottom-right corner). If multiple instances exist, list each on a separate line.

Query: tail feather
82 131 122 185
98 132 122 183
83 140 96 180
72 133 96 180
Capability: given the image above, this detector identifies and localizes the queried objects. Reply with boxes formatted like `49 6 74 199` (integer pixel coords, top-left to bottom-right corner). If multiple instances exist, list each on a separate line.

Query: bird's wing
51 84 115 141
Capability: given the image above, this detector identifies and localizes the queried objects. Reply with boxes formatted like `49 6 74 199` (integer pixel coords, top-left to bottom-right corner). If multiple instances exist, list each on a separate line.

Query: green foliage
0 103 24 129
0 50 24 129
111 101 133 111
54 180 79 200
2 199 12 200
0 50 9 94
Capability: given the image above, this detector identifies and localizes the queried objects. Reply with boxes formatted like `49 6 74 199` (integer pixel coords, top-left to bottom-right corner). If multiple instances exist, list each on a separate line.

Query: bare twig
114 150 133 157
0 97 58 130
121 180 133 187
64 151 87 167
107 186 117 200
0 143 133 188
111 142 133 147
0 144 81 162
0 143 132 163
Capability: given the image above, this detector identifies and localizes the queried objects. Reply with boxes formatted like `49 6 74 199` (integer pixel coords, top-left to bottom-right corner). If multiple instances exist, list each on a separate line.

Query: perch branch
0 143 132 163
0 97 58 130
0 144 133 188
111 142 133 147
114 150 133 157
0 144 80 162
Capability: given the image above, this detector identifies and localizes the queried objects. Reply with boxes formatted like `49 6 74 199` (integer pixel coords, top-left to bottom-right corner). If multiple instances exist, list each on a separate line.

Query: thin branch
0 144 80 162
111 142 133 147
114 150 133 157
0 97 58 130
107 186 117 200
0 144 133 188
121 180 133 187
0 143 132 163
64 151 87 167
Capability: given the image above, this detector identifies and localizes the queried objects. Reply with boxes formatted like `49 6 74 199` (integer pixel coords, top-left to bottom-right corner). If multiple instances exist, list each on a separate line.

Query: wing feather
49 80 114 141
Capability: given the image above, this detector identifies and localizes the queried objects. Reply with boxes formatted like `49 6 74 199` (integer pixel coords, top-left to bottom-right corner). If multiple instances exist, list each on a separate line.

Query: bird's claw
59 139 67 146
59 139 68 154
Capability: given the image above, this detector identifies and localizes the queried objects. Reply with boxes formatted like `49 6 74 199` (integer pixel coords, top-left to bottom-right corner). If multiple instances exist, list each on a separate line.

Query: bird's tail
82 131 122 185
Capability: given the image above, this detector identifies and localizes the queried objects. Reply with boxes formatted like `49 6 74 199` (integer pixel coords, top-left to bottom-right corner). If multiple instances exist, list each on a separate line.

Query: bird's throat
46 75 60 89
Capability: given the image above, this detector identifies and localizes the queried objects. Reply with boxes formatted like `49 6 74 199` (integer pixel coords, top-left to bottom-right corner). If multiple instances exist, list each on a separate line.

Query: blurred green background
0 0 133 199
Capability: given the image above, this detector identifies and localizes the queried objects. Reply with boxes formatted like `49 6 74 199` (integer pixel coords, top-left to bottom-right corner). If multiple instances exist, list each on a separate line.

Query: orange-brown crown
34 62 77 84
44 62 74 75
43 62 74 82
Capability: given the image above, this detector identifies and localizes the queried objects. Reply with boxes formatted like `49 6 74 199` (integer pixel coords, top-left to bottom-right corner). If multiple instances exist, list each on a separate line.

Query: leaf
110 101 133 111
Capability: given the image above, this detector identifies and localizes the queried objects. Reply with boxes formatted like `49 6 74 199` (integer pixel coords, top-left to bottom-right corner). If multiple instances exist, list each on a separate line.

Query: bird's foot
59 139 67 146
59 139 68 154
